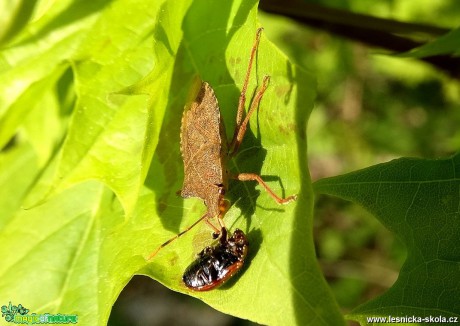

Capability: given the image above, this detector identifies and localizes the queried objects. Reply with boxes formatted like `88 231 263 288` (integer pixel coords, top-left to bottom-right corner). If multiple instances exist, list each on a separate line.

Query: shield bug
182 228 248 291
148 27 296 260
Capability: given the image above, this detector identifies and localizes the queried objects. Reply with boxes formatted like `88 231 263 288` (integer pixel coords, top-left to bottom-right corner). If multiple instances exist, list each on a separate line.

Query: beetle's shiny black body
182 229 248 291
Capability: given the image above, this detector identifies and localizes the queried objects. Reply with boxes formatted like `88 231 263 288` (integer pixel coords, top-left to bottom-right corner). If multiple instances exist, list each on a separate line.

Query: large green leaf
0 0 342 325
314 153 460 325
0 0 157 215
130 0 341 324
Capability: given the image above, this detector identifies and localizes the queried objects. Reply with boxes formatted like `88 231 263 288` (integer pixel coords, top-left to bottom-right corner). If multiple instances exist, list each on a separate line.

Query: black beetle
182 228 248 291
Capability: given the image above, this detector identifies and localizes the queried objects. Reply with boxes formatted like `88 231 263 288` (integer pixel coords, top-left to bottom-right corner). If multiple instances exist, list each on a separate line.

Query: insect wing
180 81 226 200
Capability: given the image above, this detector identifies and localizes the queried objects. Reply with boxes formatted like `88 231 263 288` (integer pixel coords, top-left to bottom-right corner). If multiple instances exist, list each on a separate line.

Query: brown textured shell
180 81 229 219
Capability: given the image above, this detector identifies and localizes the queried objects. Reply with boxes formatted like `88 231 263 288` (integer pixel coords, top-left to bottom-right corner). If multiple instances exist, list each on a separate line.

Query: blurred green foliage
260 0 460 316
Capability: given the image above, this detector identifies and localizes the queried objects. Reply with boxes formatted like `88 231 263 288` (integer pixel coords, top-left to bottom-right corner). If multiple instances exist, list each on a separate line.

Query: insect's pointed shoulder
183 77 204 107
198 81 218 108
182 79 218 111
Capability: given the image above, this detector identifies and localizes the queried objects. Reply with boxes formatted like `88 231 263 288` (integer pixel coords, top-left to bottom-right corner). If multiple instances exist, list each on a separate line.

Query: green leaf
0 0 157 215
133 1 342 325
0 0 96 113
0 0 38 46
314 153 460 324
0 178 116 323
51 0 160 215
402 27 460 58
0 143 39 229
0 0 343 325
0 64 70 166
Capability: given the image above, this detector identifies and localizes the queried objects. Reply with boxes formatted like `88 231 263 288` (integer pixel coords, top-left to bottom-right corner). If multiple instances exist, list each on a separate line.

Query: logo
1 302 78 324
1 302 29 322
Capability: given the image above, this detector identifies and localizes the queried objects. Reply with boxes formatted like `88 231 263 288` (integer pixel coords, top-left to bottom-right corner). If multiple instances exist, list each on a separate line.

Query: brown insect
148 28 296 260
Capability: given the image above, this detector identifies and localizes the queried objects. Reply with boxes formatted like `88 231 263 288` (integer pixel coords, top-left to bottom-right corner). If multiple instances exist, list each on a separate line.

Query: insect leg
204 218 221 235
233 173 297 204
229 75 270 156
217 194 230 225
229 27 263 153
148 212 212 260
219 227 228 245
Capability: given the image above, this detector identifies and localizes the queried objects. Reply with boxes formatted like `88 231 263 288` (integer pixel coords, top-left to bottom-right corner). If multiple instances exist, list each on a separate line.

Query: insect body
180 80 229 234
182 228 248 291
148 28 296 266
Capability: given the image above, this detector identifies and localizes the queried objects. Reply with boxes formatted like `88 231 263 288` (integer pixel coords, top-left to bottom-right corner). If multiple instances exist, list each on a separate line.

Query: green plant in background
315 155 460 324
1 0 459 325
